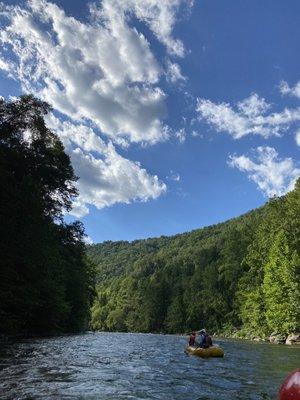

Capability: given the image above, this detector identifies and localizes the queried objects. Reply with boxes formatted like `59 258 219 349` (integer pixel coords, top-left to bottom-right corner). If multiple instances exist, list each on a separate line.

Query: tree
263 230 300 334
87 180 300 337
0 95 94 335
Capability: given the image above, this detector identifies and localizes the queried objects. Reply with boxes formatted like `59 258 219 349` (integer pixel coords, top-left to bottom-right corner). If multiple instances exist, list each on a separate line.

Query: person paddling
198 329 206 348
205 333 213 347
198 329 213 348
188 331 196 346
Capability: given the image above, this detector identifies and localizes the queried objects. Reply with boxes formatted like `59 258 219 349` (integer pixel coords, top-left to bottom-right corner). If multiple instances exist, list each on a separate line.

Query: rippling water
0 332 299 399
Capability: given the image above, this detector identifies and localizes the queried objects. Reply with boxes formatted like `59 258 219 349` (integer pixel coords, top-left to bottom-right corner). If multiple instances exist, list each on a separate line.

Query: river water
0 332 299 400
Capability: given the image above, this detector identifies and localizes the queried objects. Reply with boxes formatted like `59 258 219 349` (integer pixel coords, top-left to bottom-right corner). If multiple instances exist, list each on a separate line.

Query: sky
0 0 300 243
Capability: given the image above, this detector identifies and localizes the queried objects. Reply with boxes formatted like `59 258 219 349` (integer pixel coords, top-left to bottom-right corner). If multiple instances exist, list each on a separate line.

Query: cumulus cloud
70 146 166 217
280 80 300 99
196 93 300 139
46 115 166 217
0 0 191 145
0 0 190 215
228 146 300 197
96 0 189 57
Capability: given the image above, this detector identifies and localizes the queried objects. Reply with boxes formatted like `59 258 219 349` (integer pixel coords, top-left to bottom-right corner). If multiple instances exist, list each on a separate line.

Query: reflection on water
0 332 299 399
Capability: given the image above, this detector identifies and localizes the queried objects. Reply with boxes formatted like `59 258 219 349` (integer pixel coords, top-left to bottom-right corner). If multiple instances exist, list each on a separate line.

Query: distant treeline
0 96 95 336
88 181 300 338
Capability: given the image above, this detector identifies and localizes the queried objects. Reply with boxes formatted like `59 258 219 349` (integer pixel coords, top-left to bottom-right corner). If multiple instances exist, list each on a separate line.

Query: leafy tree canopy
0 95 95 336
88 182 300 338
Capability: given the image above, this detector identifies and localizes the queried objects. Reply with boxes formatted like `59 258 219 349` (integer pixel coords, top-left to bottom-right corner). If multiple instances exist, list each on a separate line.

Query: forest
88 181 300 339
0 96 95 336
1 95 299 340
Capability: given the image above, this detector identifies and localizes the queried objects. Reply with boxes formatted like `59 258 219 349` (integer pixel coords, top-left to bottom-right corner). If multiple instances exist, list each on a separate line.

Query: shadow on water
0 333 299 400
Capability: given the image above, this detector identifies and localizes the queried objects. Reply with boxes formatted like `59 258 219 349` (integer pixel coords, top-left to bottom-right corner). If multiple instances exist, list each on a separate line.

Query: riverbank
211 330 300 346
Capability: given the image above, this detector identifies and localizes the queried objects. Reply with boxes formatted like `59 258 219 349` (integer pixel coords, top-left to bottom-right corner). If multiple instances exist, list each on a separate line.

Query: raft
185 345 224 358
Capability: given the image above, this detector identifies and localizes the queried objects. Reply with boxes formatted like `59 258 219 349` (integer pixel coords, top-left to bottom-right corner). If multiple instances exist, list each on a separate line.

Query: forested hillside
0 96 95 336
88 183 300 338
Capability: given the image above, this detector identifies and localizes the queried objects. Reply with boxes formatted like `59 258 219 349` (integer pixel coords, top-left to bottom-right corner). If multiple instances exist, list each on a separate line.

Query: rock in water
269 332 286 344
285 333 300 345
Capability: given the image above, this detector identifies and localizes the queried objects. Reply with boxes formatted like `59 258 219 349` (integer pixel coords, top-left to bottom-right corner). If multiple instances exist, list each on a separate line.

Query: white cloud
83 235 94 245
0 57 12 72
71 201 90 219
175 127 186 143
0 0 190 215
295 129 300 147
280 80 300 99
228 146 300 197
191 130 203 138
167 171 181 181
70 146 166 216
96 0 189 57
237 93 271 117
166 60 186 83
0 0 191 145
196 93 300 139
46 115 167 217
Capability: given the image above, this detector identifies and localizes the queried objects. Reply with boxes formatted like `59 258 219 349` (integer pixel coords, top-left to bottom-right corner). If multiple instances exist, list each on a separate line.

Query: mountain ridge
87 182 299 338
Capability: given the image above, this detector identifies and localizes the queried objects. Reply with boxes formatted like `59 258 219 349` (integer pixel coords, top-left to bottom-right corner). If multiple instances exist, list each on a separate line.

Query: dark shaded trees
0 95 95 335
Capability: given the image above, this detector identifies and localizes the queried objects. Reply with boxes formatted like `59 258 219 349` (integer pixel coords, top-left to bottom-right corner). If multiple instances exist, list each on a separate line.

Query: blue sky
1 0 300 243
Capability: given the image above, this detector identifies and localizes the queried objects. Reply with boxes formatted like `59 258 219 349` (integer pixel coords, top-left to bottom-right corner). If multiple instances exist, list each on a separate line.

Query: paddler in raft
186 329 224 357
188 329 213 348
198 329 213 348
188 331 197 346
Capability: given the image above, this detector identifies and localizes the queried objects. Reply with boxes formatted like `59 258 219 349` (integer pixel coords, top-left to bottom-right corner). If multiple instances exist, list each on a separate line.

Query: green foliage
263 231 300 334
0 95 95 335
238 286 266 337
88 181 300 337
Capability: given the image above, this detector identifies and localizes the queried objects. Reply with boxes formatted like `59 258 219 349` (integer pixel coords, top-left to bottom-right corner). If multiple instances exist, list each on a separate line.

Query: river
0 332 299 400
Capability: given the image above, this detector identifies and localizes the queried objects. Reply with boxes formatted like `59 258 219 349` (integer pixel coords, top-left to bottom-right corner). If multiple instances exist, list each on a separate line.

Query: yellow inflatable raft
185 345 224 358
